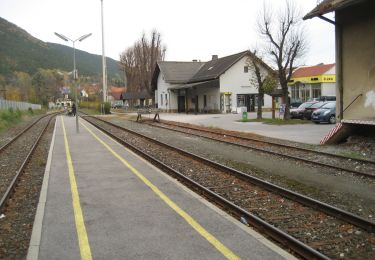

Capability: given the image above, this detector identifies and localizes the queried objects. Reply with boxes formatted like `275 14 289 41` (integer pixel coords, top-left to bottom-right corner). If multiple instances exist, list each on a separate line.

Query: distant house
81 84 101 96
304 0 375 123
122 89 153 108
151 51 275 113
288 64 336 102
108 86 126 108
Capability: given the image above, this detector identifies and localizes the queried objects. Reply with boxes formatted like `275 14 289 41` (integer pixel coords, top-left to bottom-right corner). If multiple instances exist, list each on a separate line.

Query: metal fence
0 99 41 111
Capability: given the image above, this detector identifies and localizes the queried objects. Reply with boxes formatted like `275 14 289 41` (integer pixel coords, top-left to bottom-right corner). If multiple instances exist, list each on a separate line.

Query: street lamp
54 32 92 133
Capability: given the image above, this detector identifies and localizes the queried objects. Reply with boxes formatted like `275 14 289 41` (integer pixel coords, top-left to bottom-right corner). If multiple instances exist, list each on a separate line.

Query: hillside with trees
0 17 121 80
0 17 125 106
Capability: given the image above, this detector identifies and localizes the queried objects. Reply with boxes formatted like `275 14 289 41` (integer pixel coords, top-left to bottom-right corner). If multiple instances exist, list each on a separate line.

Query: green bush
0 108 24 132
103 102 111 114
15 108 22 118
80 101 111 114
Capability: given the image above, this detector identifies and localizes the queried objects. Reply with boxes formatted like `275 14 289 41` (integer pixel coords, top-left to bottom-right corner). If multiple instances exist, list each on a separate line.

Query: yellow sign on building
288 75 336 85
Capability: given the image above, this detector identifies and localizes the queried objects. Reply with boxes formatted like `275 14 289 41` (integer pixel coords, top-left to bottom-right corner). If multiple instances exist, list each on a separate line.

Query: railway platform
27 115 294 259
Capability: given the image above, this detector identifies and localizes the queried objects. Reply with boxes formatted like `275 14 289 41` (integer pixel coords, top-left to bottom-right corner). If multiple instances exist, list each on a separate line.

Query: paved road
154 112 335 145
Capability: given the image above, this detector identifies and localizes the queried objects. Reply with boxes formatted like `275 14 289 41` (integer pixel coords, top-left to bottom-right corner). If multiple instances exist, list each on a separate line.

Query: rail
144 120 375 178
0 114 56 212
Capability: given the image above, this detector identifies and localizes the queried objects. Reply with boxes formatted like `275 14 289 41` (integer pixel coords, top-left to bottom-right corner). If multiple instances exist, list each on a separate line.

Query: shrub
15 108 22 118
103 102 111 114
79 101 112 114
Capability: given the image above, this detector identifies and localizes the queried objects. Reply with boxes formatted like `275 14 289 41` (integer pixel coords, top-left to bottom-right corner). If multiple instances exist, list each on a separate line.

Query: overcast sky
0 0 335 66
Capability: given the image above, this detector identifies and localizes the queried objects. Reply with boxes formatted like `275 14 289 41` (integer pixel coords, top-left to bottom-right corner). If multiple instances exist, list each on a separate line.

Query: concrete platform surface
29 116 295 259
154 112 334 145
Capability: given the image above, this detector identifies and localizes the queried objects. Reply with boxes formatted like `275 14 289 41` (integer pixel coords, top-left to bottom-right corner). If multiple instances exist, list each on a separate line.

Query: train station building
304 0 375 143
151 51 275 114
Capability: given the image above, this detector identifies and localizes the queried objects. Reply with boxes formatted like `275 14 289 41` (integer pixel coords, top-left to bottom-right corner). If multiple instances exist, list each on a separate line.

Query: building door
178 96 185 113
245 95 256 112
194 96 199 114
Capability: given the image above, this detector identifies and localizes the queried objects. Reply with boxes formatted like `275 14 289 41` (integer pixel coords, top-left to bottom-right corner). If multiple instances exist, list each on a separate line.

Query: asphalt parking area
155 112 335 144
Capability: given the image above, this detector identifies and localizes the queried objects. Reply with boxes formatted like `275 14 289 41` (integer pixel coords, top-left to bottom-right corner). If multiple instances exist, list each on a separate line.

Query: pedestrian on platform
72 103 76 116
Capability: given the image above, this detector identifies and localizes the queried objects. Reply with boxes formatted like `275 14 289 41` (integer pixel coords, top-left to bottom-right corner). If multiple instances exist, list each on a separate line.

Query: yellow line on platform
61 117 92 260
81 121 240 260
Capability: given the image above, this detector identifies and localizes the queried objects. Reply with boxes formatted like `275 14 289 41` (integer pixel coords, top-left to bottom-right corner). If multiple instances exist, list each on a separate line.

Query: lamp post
100 0 107 103
54 32 92 133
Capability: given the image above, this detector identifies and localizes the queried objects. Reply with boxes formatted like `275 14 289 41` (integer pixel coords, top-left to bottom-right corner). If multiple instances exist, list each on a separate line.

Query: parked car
319 95 336 102
112 104 123 109
290 101 303 109
290 101 318 119
311 101 336 124
303 101 326 120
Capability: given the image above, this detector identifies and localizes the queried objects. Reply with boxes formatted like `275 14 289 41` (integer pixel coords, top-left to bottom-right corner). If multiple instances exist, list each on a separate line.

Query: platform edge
26 116 58 260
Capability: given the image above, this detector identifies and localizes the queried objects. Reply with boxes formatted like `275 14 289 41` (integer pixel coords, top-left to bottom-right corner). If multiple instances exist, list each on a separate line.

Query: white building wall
156 73 180 111
187 86 220 112
325 66 336 75
322 66 336 97
219 56 273 112
321 83 336 96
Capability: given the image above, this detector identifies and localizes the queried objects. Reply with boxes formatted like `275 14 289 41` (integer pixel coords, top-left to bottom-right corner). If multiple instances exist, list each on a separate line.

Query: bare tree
247 51 277 119
120 30 166 103
257 0 307 119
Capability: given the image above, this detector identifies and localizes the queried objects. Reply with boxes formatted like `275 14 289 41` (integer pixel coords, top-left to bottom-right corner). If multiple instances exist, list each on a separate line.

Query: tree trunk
281 84 291 120
257 92 263 119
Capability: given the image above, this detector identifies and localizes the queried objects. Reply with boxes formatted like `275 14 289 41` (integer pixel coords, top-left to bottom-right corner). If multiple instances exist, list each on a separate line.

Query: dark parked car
311 101 336 124
290 101 303 109
290 101 318 119
319 95 336 102
303 101 326 120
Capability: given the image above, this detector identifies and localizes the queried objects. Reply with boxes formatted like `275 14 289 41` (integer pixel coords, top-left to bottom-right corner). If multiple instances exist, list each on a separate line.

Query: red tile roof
110 86 126 94
292 64 335 78
109 87 126 100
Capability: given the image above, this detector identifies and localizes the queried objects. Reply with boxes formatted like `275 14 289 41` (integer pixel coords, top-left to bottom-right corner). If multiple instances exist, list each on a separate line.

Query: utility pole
101 0 107 103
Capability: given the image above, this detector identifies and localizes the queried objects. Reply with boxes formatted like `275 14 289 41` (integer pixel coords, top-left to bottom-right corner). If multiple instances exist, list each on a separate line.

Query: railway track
0 113 58 212
142 120 375 179
82 115 375 259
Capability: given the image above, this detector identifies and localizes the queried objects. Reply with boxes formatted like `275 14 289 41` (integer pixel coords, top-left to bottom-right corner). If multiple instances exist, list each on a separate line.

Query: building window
291 85 300 101
312 84 321 99
160 94 163 105
165 94 168 105
244 66 249 73
237 94 245 106
301 86 310 102
204 95 207 107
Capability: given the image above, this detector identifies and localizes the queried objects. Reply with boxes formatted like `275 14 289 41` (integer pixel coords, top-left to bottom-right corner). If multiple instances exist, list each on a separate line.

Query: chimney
212 55 218 60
